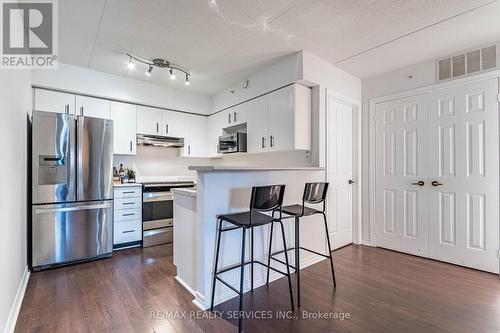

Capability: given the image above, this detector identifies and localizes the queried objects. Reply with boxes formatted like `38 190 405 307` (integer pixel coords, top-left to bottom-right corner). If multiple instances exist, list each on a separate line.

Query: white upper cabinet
76 95 110 119
207 111 226 156
110 102 137 155
223 102 247 127
136 105 162 135
162 110 185 138
246 95 269 153
34 89 76 114
268 84 311 151
182 114 207 157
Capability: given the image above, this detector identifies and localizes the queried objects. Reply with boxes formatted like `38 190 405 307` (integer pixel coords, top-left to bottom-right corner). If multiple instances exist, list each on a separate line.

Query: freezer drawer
32 201 113 269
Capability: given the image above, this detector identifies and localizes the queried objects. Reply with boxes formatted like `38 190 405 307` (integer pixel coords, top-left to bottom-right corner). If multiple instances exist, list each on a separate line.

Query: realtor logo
1 0 58 68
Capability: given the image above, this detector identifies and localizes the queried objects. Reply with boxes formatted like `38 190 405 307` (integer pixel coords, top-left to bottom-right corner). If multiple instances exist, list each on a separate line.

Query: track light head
146 65 153 76
185 74 190 85
169 68 176 80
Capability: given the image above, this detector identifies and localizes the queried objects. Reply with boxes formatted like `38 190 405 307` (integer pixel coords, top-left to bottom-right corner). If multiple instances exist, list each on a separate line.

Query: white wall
360 59 437 243
114 146 211 181
211 52 303 112
32 63 212 115
0 69 31 333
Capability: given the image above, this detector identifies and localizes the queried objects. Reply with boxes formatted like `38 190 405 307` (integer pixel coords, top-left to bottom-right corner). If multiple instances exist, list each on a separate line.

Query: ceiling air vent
436 44 498 82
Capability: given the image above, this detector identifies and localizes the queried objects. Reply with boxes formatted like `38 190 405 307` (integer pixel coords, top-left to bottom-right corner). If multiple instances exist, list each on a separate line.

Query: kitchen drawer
114 187 142 198
114 208 142 222
114 197 142 210
143 227 173 247
114 219 142 244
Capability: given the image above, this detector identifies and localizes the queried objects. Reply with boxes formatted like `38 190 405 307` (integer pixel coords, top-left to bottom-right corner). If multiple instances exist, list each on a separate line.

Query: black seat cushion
219 211 275 228
282 204 320 217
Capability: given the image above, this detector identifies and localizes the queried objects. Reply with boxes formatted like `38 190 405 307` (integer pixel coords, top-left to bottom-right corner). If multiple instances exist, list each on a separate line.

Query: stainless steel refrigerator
31 111 114 270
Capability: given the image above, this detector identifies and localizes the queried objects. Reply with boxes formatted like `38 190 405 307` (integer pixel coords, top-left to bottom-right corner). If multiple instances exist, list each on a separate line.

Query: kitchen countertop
113 182 142 187
188 166 326 171
171 188 197 197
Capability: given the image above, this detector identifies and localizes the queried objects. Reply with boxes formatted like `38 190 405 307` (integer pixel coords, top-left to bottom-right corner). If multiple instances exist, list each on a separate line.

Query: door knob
348 179 354 184
431 180 443 186
411 180 425 186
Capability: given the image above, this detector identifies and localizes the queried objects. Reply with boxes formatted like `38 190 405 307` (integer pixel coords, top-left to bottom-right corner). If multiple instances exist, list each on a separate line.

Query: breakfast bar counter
173 166 331 310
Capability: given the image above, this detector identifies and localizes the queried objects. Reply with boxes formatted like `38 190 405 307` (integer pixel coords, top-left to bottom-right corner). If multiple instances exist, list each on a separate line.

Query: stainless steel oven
142 182 195 247
218 132 247 154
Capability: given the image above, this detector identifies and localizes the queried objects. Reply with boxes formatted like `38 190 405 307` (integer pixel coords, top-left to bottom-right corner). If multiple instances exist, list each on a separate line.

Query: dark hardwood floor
15 244 500 333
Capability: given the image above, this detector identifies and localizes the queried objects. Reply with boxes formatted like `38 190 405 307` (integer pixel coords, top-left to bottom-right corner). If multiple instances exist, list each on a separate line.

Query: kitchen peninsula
173 166 330 310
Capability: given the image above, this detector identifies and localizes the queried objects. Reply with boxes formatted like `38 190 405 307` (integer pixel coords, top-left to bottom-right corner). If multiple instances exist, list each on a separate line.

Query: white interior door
374 77 500 274
375 94 429 256
427 78 499 273
327 97 353 249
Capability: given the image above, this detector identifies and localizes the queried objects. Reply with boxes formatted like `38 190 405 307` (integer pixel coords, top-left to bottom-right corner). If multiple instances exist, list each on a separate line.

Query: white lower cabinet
113 185 142 249
110 102 137 155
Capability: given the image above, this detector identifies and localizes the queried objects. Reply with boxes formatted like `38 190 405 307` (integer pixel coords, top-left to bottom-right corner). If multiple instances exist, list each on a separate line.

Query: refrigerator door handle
33 202 112 214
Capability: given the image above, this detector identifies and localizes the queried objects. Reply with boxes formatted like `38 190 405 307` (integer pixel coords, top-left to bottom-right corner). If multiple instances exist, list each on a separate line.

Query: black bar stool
210 185 294 333
266 182 336 307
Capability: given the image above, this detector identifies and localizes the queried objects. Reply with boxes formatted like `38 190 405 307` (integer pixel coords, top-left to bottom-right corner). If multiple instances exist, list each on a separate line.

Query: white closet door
327 98 354 248
375 94 429 256
427 78 499 273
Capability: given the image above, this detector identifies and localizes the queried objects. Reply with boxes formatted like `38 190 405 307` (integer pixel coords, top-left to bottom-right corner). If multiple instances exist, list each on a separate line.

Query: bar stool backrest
249 185 286 214
303 182 329 206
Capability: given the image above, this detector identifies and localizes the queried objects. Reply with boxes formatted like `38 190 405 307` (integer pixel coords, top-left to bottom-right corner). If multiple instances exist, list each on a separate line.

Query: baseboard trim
3 266 30 333
174 276 196 296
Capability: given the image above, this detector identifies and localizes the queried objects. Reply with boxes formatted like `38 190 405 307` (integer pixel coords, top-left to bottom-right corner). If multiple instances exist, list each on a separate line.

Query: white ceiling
59 0 500 95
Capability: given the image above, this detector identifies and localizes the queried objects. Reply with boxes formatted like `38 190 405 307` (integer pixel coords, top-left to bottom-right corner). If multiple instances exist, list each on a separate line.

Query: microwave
218 132 247 154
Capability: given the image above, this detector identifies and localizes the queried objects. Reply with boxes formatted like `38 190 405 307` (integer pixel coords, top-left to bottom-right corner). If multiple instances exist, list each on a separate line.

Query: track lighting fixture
126 53 190 85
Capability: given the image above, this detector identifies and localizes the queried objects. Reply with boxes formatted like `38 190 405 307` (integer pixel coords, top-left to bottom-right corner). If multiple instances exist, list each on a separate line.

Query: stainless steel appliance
137 134 184 148
31 111 113 270
142 181 195 247
218 132 247 154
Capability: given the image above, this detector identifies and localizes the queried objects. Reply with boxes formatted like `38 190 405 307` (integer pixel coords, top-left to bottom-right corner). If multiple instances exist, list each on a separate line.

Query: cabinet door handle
270 135 274 148
228 113 231 123
411 180 425 186
122 202 135 205
166 124 169 134
130 140 133 152
80 106 84 116
188 145 191 155
261 137 266 149
122 213 135 217
348 179 355 185
431 180 443 187
65 104 69 114
122 230 135 234
156 122 159 133
234 112 237 122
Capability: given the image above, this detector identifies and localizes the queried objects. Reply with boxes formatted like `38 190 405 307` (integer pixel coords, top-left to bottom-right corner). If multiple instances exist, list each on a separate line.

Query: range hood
136 134 184 148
